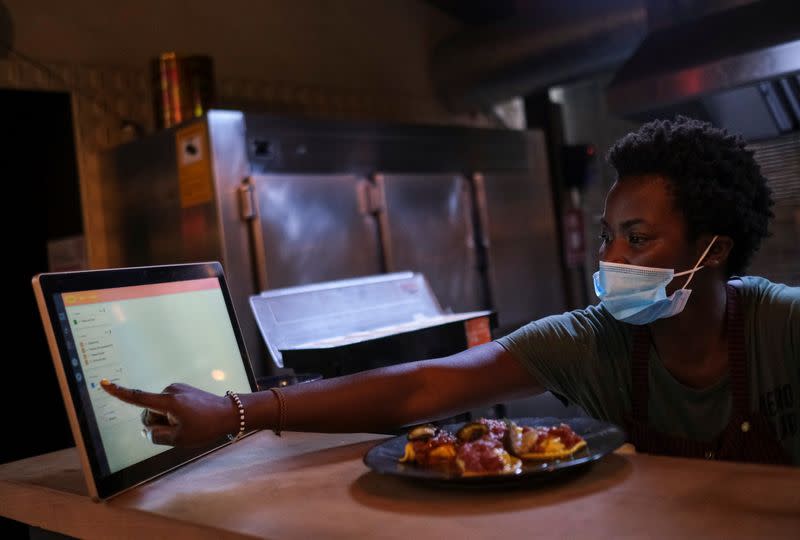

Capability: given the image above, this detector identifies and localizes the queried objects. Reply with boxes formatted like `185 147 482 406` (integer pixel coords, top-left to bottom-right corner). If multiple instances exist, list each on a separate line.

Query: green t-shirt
496 276 800 464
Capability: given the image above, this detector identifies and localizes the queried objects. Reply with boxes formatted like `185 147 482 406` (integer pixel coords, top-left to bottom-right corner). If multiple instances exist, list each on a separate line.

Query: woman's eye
629 234 647 245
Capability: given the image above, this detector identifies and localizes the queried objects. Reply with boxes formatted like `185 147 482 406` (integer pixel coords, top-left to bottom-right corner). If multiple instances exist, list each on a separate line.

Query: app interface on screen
57 278 250 473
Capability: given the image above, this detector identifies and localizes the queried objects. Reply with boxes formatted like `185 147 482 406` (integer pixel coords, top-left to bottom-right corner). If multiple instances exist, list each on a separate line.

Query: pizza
399 418 586 476
505 421 587 460
399 426 458 467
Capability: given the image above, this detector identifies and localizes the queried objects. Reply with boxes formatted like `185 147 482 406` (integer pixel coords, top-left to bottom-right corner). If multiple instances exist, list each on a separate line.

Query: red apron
626 284 789 464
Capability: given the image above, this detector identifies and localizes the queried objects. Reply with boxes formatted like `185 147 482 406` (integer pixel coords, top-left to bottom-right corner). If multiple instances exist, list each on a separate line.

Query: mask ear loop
674 235 719 289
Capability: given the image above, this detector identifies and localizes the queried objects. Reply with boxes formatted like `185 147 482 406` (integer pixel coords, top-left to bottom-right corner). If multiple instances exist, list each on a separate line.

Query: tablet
32 262 257 500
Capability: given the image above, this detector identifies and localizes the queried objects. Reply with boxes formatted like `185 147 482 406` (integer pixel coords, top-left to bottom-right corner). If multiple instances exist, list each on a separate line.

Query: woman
102 116 799 465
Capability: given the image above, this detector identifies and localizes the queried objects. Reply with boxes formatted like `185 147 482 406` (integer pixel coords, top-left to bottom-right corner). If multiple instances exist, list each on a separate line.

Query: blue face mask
593 236 718 325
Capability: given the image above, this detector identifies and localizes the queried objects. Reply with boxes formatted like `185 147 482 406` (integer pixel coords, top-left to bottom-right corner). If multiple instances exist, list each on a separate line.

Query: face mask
593 236 718 325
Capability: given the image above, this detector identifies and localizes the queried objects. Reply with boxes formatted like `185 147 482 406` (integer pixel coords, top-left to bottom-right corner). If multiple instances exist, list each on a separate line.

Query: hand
100 379 239 447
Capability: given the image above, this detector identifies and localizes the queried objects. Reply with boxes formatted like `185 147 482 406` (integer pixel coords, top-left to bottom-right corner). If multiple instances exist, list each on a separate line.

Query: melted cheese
429 445 456 459
400 442 456 464
544 437 565 453
458 448 522 476
399 443 415 463
521 438 587 460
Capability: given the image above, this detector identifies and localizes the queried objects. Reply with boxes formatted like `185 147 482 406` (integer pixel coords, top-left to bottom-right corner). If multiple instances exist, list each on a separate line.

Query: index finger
100 379 168 412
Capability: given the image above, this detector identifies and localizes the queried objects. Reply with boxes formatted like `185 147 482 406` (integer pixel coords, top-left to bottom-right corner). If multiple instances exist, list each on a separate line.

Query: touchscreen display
52 277 251 474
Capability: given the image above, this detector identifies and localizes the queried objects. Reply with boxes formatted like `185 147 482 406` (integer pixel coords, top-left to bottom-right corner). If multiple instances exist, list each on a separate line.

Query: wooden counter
1 431 798 539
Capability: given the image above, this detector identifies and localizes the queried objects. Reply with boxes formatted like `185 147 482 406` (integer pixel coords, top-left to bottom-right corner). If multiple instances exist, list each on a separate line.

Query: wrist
238 388 285 436
267 387 287 436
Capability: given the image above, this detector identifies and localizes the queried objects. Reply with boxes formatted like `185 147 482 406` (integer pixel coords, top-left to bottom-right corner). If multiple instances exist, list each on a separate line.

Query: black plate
363 417 626 487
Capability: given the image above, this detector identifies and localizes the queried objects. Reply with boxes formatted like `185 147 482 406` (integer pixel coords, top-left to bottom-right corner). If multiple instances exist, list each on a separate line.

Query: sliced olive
456 421 489 442
407 424 437 441
398 442 416 462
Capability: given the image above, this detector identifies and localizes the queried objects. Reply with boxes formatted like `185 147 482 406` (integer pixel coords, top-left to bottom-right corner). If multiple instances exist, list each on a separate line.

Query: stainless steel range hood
607 0 800 140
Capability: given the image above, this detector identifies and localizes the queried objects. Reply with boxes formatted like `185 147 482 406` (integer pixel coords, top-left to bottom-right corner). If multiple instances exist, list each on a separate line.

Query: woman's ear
697 234 733 268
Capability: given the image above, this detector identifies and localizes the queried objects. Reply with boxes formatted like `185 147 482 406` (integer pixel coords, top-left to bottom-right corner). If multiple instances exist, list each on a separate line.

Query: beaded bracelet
225 390 246 442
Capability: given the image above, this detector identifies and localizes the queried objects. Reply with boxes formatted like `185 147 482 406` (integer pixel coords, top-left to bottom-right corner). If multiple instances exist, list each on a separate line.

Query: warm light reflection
211 369 226 381
112 304 126 323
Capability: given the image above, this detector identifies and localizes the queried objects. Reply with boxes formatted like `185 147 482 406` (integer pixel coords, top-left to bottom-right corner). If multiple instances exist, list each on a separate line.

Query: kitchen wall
1 0 496 267
3 0 487 127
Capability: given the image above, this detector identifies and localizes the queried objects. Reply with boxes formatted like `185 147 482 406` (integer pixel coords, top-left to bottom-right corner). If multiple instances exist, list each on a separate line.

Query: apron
625 283 789 464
